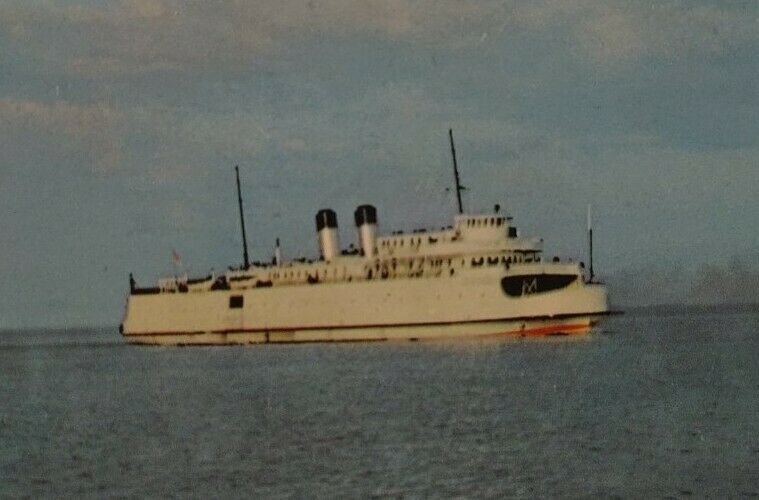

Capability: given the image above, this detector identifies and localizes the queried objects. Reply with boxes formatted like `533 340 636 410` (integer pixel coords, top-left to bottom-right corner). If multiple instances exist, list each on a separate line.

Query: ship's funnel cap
354 204 377 227
315 209 338 231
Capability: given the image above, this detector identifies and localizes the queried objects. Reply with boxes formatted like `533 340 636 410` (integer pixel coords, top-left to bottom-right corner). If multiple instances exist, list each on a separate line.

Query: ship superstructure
121 132 610 345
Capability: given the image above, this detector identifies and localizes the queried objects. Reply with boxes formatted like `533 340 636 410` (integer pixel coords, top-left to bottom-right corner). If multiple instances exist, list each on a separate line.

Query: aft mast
448 128 466 214
587 204 594 283
235 165 250 269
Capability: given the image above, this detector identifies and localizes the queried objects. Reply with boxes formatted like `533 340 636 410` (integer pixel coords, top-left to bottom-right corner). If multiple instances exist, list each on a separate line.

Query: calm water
1 309 758 498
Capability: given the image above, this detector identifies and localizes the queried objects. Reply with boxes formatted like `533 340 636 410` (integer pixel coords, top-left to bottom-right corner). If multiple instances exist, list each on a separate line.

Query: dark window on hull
229 295 244 308
501 274 577 297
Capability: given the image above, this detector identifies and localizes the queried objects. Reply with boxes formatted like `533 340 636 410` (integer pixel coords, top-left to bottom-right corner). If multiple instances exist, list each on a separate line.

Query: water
1 308 758 498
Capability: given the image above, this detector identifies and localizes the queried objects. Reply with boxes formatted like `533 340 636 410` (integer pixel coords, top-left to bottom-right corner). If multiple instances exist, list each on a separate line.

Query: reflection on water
1 309 758 497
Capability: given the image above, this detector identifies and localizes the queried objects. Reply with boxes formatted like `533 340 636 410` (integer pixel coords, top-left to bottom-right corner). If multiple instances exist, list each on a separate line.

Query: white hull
121 265 609 345
124 315 604 346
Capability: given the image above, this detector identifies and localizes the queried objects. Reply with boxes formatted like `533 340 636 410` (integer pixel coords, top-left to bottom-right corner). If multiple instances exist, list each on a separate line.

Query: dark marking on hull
502 274 577 297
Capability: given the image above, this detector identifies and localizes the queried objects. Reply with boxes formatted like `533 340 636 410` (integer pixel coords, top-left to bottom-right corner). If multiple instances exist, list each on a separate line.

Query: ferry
120 130 610 345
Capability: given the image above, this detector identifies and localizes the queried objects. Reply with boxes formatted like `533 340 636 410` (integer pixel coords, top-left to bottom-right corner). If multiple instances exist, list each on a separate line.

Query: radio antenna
448 128 465 214
235 165 250 269
587 204 594 283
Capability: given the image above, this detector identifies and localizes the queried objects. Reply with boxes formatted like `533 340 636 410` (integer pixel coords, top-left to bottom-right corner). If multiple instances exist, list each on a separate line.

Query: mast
587 204 594 282
448 128 465 214
235 165 250 269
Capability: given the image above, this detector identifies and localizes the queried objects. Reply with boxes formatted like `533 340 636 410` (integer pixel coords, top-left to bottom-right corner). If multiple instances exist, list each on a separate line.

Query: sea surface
1 308 758 498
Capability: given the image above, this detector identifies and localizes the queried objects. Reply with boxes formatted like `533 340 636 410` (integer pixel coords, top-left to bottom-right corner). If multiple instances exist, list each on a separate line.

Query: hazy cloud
1 0 755 84
513 1 758 67
689 256 759 305
609 254 759 307
1 0 505 77
8 0 754 79
0 98 125 172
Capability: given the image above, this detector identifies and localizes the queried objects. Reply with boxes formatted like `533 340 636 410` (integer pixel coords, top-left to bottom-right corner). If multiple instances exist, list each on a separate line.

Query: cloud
689 256 759 305
609 254 759 307
0 0 505 77
2 1 756 79
0 98 125 172
1 1 267 76
0 98 118 132
108 103 274 184
607 261 691 307
572 6 644 64
512 1 758 67
0 96 274 178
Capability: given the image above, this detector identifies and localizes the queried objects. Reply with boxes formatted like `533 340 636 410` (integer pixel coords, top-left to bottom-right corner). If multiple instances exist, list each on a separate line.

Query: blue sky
1 0 758 328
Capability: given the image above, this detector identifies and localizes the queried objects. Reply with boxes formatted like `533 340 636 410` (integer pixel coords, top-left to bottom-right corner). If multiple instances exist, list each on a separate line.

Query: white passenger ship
121 131 610 345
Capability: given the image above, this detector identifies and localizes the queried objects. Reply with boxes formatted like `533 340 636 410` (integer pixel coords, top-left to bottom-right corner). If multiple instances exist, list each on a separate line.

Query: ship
120 130 611 345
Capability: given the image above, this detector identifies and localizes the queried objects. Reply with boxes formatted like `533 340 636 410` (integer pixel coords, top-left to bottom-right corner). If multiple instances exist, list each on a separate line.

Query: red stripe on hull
496 322 591 337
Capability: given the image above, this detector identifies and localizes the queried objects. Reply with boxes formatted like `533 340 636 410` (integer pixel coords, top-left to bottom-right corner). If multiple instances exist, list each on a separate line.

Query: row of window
379 235 441 249
229 249 542 292
266 267 344 281
465 217 504 228
377 218 506 249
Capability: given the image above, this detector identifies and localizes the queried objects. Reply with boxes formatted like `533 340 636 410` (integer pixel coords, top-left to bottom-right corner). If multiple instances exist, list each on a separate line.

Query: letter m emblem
522 278 537 295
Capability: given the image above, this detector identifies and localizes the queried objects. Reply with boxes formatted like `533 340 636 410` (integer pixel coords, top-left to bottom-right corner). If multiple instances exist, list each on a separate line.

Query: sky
1 0 758 328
